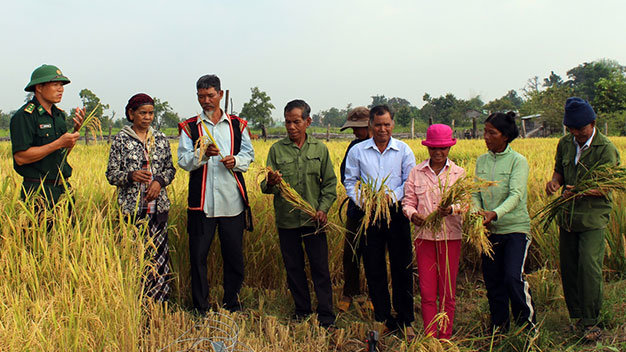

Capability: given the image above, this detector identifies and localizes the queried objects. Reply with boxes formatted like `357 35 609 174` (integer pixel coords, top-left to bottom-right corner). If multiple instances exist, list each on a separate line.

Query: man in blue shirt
344 105 416 336
178 74 254 313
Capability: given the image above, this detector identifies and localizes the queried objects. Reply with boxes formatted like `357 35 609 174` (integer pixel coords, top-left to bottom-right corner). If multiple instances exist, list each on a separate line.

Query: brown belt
23 177 66 186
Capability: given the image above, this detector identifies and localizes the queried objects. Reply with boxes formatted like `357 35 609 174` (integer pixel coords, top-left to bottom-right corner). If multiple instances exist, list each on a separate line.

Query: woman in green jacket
472 111 536 332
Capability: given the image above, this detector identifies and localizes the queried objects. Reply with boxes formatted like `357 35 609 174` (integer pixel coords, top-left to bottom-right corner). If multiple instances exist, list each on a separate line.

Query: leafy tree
421 93 465 125
320 107 345 127
239 87 275 128
0 110 12 129
522 76 541 99
485 90 523 113
369 95 388 108
153 98 181 129
593 76 626 114
521 85 573 134
78 88 111 129
543 71 564 88
566 59 625 102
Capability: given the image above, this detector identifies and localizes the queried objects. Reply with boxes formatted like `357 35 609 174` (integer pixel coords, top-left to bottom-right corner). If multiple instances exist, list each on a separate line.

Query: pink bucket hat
422 124 456 148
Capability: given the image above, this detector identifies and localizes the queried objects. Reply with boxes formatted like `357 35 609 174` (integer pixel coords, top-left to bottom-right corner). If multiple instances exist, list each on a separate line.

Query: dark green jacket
10 98 72 181
261 136 337 229
554 130 621 231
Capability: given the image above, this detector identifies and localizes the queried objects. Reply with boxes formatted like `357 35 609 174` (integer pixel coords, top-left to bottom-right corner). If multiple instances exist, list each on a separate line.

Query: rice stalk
419 174 496 235
462 211 493 259
354 175 394 237
258 166 344 234
536 162 626 232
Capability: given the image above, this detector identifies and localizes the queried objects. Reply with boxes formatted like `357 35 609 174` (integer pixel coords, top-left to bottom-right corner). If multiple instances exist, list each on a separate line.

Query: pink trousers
415 239 461 339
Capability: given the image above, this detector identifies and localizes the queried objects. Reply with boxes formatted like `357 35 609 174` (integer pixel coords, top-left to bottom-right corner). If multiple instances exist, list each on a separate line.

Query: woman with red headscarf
106 93 176 302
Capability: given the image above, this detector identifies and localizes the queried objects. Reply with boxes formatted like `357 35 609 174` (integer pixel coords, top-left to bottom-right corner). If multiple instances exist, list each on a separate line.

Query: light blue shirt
344 137 416 205
177 110 254 217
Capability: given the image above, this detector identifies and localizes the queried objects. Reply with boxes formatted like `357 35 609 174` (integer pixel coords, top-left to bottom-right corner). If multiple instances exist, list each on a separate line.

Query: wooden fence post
108 125 112 144
563 125 566 136
521 119 527 138
84 129 88 145
411 118 415 139
605 121 609 135
326 124 330 142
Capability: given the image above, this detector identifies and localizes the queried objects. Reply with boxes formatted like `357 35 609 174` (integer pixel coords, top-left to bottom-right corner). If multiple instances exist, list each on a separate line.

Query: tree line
1 58 624 136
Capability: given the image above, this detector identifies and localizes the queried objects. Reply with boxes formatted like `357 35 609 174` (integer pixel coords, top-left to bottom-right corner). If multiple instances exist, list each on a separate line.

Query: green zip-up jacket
553 130 620 231
472 144 531 235
261 135 337 229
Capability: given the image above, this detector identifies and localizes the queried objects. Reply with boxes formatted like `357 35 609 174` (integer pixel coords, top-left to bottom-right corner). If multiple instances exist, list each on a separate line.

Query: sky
2 0 626 122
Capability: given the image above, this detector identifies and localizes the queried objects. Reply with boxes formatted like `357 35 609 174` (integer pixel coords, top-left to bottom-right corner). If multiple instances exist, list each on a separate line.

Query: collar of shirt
573 127 596 151
197 110 229 126
31 97 62 117
279 134 317 147
363 137 399 154
418 158 451 176
574 127 595 164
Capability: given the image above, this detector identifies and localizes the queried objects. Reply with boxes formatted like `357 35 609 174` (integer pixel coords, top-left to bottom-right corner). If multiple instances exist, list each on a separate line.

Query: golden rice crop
1 137 626 351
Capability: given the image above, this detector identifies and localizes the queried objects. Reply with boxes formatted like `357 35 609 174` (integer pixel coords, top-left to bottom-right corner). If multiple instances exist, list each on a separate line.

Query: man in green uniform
10 64 84 206
545 97 620 341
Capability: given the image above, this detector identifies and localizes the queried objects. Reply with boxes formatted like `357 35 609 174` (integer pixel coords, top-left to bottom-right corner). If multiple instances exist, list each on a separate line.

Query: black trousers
188 210 245 312
278 227 335 326
362 206 414 329
342 214 364 297
482 233 536 331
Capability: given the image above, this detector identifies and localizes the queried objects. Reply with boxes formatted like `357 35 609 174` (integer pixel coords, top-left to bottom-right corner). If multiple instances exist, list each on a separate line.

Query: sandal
583 326 602 342
337 296 352 312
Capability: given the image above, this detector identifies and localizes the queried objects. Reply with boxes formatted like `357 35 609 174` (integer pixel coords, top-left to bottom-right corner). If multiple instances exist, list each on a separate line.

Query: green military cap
24 64 71 92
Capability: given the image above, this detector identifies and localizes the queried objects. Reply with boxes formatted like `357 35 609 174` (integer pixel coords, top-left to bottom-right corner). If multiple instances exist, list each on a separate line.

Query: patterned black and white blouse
106 126 176 215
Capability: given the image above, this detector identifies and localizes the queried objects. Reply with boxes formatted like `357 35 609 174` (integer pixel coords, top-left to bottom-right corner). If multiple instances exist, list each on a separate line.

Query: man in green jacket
261 99 337 327
11 64 84 207
545 97 621 341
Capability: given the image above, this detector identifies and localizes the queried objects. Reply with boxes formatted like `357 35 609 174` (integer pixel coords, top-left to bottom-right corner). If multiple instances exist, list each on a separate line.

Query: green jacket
554 130 620 231
261 136 337 229
472 144 531 235
10 98 72 181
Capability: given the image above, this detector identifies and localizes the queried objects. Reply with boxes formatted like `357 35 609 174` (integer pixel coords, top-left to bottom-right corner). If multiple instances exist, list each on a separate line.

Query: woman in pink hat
402 124 465 339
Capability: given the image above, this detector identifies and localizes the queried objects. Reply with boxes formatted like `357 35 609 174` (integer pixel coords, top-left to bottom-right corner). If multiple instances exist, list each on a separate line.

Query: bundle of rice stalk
258 166 344 233
536 162 626 232
355 175 394 237
463 211 493 259
145 128 156 164
59 103 103 167
419 174 496 235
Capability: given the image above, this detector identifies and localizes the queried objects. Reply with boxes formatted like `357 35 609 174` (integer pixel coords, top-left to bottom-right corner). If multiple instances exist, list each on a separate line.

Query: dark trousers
278 227 335 326
188 210 244 312
362 206 414 329
482 233 536 331
559 228 605 326
342 214 364 297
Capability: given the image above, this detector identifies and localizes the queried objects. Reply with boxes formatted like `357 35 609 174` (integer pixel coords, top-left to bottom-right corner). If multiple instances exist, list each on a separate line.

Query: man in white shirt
178 74 254 313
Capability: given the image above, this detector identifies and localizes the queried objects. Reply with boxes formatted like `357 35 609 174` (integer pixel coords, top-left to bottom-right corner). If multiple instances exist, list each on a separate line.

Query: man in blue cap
10 64 84 206
545 97 620 341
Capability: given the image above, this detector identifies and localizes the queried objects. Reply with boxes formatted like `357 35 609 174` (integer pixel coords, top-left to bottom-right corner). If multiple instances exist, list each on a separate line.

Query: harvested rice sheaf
355 175 394 237
537 162 626 232
417 174 496 258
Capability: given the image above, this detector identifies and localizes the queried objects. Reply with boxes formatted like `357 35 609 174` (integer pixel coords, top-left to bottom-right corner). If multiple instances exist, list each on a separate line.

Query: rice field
1 137 625 351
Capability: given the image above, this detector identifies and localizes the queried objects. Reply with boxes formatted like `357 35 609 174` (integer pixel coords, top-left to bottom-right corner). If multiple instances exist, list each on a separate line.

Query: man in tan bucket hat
338 106 372 312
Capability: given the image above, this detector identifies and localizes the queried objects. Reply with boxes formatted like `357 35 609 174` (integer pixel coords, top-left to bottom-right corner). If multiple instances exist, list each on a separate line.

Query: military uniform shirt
10 97 72 181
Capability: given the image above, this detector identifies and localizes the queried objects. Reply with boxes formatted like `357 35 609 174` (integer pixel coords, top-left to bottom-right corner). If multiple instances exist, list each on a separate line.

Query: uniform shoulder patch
24 103 35 114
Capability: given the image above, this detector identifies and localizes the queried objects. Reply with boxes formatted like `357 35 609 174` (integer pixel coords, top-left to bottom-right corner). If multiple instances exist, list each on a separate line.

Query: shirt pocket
305 154 322 177
35 127 55 145
276 155 296 177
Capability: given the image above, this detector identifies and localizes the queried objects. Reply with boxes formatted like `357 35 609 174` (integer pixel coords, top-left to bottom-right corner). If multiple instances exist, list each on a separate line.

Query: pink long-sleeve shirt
402 159 465 241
